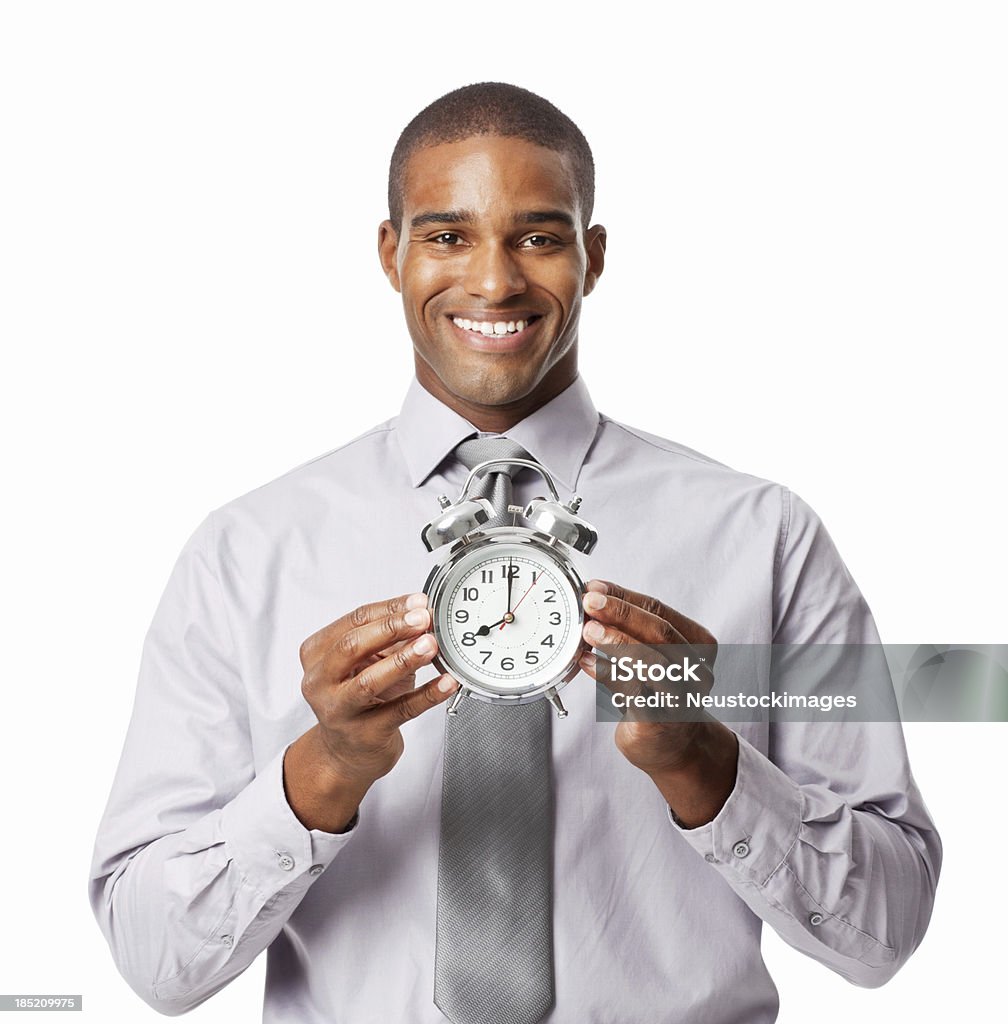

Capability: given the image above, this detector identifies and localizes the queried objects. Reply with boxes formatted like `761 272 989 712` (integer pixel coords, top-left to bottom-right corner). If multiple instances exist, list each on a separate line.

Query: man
90 83 941 1023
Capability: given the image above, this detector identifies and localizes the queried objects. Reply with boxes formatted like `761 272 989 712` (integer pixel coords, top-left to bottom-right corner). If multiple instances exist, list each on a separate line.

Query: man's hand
283 592 457 833
577 580 739 828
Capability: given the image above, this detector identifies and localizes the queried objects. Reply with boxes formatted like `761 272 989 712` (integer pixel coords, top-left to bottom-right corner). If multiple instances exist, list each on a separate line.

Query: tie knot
453 436 531 477
453 437 533 528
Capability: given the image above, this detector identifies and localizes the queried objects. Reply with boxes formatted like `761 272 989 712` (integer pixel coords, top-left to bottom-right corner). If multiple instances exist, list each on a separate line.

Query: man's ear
582 224 607 297
378 220 401 292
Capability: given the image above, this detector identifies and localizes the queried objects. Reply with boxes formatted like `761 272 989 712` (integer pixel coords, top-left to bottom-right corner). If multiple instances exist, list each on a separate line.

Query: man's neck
414 358 578 434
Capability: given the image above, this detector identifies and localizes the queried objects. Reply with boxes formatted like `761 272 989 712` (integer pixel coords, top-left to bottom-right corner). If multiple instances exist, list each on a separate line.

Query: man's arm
666 720 939 987
88 515 453 1014
579 488 942 988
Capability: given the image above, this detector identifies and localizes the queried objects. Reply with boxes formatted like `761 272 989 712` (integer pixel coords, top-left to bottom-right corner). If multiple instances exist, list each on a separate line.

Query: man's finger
582 614 669 655
578 630 664 708
320 607 431 682
586 580 717 650
371 673 459 729
583 591 687 646
299 592 428 669
359 635 418 671
582 617 670 691
581 606 715 701
331 631 439 712
358 635 424 702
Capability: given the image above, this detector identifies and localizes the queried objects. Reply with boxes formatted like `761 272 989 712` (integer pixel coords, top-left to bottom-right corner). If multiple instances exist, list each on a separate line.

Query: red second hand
501 574 540 628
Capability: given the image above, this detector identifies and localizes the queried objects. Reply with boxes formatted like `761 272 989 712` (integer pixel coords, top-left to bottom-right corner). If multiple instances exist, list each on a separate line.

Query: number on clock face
437 544 581 693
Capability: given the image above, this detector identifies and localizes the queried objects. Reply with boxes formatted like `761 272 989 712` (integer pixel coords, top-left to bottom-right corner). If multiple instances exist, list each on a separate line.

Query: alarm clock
420 458 598 718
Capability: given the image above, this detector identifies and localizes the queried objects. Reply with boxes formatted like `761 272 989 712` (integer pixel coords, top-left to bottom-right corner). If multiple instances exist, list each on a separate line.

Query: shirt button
732 840 751 859
277 852 295 871
809 912 825 927
704 853 717 863
309 864 325 877
221 934 234 947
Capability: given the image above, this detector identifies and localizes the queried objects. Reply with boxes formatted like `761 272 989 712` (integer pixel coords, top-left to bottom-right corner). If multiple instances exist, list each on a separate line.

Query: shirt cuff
220 745 358 899
667 732 802 885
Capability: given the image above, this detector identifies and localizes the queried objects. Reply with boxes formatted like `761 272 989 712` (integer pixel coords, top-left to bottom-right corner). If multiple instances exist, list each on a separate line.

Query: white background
1 2 1005 1020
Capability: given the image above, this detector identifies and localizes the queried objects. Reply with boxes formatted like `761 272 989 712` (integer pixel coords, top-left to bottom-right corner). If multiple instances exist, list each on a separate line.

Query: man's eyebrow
410 210 474 228
519 209 576 228
409 209 578 230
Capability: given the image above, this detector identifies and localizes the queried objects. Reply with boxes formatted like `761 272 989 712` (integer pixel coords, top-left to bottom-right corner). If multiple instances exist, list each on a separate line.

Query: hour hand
476 610 516 635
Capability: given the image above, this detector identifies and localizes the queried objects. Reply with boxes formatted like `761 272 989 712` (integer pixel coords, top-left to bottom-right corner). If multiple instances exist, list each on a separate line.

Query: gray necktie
434 437 555 1024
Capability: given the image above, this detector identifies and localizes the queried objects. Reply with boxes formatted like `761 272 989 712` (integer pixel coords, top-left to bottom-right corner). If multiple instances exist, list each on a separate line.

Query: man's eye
521 235 556 248
432 232 462 245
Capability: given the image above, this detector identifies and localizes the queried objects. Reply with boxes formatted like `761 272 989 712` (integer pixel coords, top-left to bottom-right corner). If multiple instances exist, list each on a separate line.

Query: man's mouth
450 315 541 337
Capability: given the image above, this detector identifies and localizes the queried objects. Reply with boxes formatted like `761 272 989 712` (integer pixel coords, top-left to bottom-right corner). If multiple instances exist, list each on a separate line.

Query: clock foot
547 690 568 718
446 686 469 716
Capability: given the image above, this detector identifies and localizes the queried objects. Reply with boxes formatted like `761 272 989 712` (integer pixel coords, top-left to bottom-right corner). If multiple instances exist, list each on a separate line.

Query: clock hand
476 618 507 636
506 558 514 615
501 573 540 629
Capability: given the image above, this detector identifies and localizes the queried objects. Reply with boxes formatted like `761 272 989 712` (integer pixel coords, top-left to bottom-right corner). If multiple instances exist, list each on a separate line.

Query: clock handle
458 458 562 502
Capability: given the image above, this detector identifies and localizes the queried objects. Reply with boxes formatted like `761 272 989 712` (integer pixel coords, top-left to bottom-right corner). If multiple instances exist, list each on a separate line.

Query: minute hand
501 574 540 629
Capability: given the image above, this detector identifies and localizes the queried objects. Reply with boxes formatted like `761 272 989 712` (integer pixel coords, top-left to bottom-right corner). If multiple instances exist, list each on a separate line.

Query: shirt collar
396 375 600 492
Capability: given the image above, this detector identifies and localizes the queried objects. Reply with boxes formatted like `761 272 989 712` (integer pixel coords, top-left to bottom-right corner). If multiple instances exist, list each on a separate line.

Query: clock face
429 536 584 699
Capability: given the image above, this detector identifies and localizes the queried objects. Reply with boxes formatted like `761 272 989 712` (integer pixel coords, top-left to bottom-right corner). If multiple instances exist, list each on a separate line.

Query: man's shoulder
591 412 800 549
213 414 402 521
271 418 400 487
598 413 732 471
595 412 783 496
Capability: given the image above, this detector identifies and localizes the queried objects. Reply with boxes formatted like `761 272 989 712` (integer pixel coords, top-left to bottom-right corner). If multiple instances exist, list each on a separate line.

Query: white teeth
451 316 534 335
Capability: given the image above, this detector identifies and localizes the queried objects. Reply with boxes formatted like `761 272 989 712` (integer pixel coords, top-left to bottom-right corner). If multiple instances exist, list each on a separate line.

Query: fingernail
413 634 435 655
583 591 606 612
581 652 597 668
437 675 457 693
405 608 429 627
584 621 605 642
406 593 428 610
586 580 609 594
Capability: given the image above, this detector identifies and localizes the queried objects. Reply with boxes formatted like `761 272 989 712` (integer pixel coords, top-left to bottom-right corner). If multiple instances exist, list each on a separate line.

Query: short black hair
387 82 595 231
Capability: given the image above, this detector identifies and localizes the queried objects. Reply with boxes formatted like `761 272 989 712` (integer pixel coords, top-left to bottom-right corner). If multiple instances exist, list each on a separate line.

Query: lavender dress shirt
89 375 941 1022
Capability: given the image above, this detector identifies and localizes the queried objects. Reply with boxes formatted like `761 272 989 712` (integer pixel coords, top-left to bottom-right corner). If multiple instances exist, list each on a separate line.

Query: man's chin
414 342 575 414
445 372 541 410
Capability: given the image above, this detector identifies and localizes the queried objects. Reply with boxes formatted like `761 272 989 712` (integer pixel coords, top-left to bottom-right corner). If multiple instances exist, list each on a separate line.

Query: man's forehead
401 135 580 220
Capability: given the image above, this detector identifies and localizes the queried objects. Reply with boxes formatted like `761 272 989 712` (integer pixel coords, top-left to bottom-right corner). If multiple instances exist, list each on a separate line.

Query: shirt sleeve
88 515 357 1015
670 487 942 987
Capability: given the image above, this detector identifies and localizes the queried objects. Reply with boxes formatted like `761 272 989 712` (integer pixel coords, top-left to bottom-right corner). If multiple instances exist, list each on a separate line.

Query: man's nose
463 241 526 302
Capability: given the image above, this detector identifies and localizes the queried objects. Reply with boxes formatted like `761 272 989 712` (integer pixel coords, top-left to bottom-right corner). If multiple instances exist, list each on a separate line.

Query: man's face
378 135 605 413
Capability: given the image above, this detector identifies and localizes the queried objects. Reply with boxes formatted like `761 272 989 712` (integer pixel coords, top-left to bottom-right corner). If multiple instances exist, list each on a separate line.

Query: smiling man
90 83 941 1024
380 131 605 423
